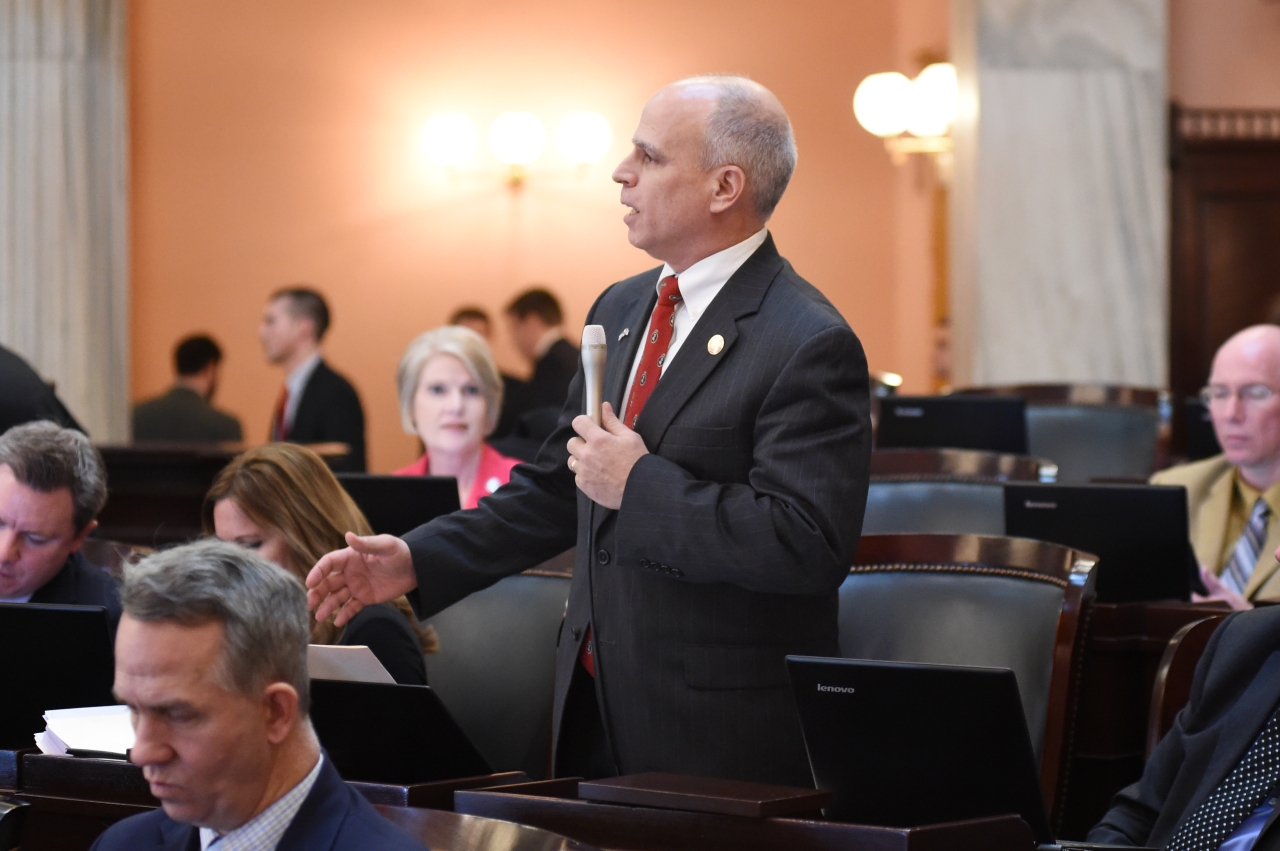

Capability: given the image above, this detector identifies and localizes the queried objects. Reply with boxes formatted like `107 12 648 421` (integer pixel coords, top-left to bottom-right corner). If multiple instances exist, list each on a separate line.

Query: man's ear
68 519 98 554
262 682 301 745
708 164 748 214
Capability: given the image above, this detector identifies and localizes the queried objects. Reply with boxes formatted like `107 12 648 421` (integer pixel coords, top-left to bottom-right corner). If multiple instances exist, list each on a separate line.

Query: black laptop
876 395 1028 454
309 678 490 784
0 603 117 748
1004 483 1193 603
786 656 1152 850
336 474 461 537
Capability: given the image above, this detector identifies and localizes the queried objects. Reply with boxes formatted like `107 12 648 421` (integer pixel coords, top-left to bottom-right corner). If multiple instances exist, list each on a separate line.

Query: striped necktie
1223 497 1270 596
1167 709 1280 851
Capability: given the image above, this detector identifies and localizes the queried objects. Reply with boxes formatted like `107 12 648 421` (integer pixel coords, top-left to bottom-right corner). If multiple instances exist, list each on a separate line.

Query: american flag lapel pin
618 328 630 342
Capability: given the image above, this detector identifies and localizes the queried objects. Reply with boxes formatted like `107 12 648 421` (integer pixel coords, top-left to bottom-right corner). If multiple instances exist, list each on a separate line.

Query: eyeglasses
1200 384 1279 408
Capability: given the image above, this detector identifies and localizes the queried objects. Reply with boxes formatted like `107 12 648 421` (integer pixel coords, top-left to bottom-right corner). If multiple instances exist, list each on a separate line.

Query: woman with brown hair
202 443 435 685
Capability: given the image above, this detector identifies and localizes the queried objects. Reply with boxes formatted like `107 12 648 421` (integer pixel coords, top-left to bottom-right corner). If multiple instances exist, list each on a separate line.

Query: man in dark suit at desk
132 334 243 443
308 75 871 787
0 421 120 633
260 287 367 472
1090 600 1280 849
92 540 425 851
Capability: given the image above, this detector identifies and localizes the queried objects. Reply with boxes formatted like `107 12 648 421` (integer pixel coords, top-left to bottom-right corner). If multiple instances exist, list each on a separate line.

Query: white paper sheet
37 705 134 755
307 644 395 684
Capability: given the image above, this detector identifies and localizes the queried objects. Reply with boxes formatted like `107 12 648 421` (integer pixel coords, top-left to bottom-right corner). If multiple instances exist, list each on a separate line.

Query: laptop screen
786 655 1053 844
876 396 1028 455
336 474 461 537
1004 483 1192 603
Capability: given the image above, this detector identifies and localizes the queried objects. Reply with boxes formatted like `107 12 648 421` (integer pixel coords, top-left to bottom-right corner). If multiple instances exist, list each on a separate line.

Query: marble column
950 0 1168 388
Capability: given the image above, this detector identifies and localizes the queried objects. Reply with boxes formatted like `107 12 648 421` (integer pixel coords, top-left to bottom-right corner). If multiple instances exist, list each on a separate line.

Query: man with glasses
1154 324 1280 606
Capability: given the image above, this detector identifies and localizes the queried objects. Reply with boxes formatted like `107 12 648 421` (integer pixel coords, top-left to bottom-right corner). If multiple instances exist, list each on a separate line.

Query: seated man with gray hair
0 421 119 631
91 539 426 851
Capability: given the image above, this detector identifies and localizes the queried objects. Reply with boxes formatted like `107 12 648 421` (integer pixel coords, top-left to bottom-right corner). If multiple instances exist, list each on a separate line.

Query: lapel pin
707 334 725 356
618 328 630 342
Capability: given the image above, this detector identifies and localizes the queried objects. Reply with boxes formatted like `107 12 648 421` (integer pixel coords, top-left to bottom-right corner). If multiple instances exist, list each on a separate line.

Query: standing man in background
260 287 367 473
308 75 871 787
132 334 243 443
505 288 579 412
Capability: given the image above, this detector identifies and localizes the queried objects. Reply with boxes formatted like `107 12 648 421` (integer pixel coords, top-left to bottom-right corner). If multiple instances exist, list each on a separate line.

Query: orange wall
1170 0 1280 108
130 0 935 472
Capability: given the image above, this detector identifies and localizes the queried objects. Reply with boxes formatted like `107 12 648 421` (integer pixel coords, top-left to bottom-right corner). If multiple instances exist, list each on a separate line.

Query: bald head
666 75 796 219
1207 325 1280 487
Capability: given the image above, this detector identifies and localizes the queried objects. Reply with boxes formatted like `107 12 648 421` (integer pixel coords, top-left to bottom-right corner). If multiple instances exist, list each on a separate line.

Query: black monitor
876 396 1028 455
0 603 116 749
1184 397 1222 462
336 474 461 537
1004 483 1193 603
786 656 1053 844
309 678 490 785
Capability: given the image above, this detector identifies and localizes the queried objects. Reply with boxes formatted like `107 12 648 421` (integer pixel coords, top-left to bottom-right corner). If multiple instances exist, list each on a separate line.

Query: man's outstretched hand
306 532 418 626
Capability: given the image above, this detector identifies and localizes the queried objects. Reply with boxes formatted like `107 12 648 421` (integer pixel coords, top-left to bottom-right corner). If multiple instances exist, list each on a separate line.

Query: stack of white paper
307 644 395 684
35 705 134 756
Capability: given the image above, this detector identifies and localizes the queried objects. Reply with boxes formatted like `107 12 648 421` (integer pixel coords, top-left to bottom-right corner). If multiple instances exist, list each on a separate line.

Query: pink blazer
393 443 521 510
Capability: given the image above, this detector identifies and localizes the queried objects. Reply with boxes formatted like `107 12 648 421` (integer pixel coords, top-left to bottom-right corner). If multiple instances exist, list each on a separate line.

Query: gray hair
0 421 106 531
396 325 504 436
121 539 312 713
684 75 797 219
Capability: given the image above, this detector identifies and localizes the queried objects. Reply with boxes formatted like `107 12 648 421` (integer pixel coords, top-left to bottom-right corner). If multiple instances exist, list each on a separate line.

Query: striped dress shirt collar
198 753 324 851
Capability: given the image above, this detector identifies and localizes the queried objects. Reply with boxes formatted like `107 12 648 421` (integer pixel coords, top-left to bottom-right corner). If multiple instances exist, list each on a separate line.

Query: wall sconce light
422 109 612 189
853 62 957 168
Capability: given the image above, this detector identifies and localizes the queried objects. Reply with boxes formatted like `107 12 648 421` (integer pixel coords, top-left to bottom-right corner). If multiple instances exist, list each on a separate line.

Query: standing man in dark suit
0 421 120 634
132 334 243 443
1089 601 1280 850
0 344 84 435
308 75 871 786
505 288 580 411
91 540 425 851
260 287 367 472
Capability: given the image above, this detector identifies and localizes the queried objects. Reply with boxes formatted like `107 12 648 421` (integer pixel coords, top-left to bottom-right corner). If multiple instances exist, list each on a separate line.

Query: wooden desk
1058 600 1231 838
454 779 1035 851
95 444 239 546
1 752 530 851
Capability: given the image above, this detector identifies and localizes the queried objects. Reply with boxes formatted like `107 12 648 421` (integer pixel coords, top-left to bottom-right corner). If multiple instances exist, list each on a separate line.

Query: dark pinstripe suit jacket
404 235 872 785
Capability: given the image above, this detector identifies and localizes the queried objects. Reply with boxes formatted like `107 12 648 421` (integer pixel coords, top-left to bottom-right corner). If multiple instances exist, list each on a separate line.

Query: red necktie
271 387 290 441
580 275 682 678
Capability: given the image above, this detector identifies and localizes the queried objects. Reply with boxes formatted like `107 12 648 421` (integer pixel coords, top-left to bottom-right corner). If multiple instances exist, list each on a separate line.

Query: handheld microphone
581 325 607 426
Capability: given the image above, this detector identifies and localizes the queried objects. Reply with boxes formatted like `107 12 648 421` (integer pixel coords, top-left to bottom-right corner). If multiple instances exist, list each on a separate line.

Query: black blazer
526 338 579 410
88 753 428 850
1089 606 1280 849
0 344 84 435
30 551 122 638
283 360 366 473
133 386 243 443
403 236 872 785
341 602 427 686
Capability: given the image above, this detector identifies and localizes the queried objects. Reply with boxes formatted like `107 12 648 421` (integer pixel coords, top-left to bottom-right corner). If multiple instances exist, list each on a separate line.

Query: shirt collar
1233 469 1280 517
657 228 768 322
199 753 324 851
285 353 322 400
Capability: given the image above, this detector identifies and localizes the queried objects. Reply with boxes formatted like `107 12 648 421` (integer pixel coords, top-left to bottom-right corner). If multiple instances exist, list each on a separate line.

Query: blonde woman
394 326 521 509
203 443 436 685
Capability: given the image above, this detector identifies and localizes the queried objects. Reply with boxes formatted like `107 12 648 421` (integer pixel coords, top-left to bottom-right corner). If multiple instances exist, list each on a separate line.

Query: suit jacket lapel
277 756 349 851
632 236 783 449
1197 471 1234 573
605 281 660 413
158 815 199 851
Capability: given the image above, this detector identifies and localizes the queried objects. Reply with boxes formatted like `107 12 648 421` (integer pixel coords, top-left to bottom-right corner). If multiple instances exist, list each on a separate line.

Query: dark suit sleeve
614 323 870 595
1087 613 1237 845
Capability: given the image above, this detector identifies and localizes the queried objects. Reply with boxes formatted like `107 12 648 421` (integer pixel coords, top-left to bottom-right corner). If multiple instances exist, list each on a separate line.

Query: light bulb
557 112 612 164
853 72 913 138
422 113 478 167
906 63 958 137
489 112 546 166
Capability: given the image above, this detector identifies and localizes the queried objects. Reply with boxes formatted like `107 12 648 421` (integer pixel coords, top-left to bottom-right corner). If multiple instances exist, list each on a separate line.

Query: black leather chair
840 533 1096 829
423 552 572 780
861 448 1053 536
959 385 1169 483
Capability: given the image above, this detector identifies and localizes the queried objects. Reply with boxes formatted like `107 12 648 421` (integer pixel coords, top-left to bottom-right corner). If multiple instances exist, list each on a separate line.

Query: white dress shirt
283 352 322 432
621 228 769 409
199 754 324 851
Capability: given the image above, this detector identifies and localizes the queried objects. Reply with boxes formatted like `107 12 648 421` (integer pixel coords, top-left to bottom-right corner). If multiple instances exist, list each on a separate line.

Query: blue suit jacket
88 755 427 851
